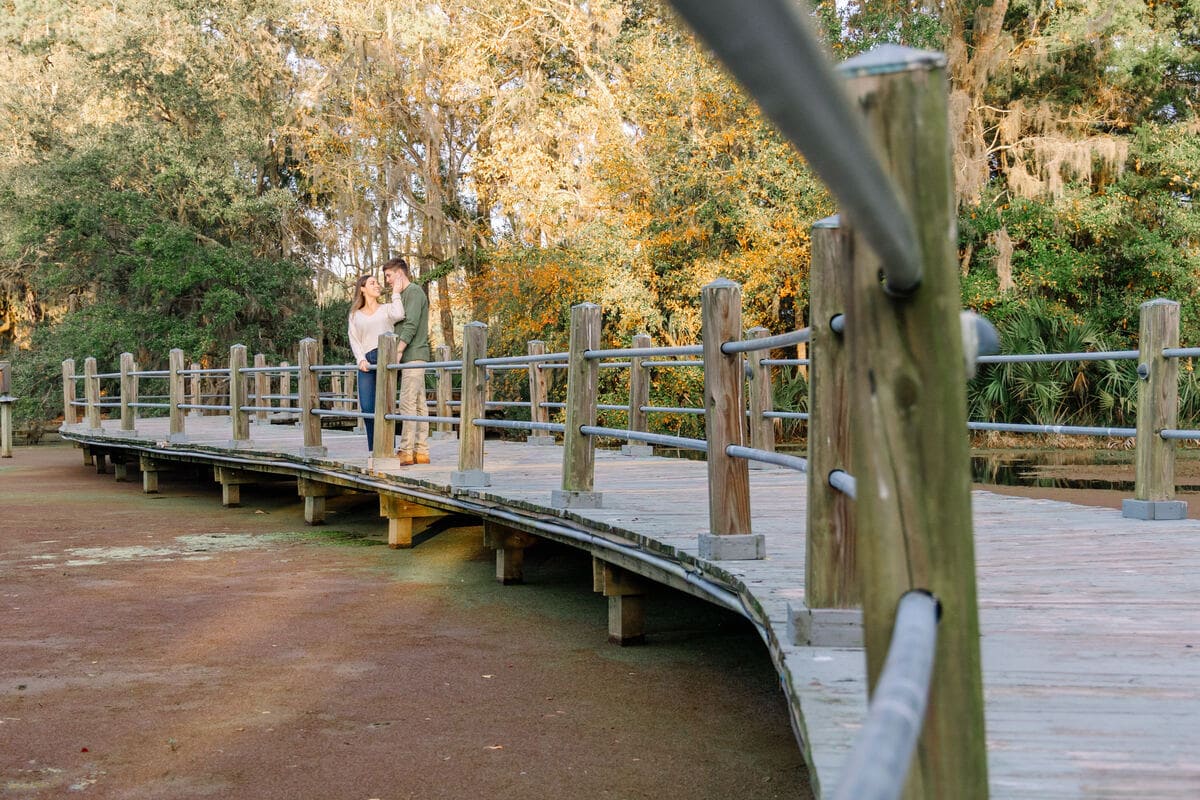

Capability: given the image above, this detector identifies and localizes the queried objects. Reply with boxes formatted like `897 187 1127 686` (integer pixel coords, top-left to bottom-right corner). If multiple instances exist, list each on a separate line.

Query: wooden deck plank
58 417 1200 798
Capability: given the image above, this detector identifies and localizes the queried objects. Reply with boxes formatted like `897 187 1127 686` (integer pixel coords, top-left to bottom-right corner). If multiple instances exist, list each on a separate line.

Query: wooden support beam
378 494 447 549
297 477 339 525
622 333 653 457
745 327 775 465
83 357 101 431
483 522 538 584
94 448 108 475
253 352 269 425
432 344 454 439
140 455 160 493
596 560 647 646
372 334 400 465
214 466 255 508
189 362 202 417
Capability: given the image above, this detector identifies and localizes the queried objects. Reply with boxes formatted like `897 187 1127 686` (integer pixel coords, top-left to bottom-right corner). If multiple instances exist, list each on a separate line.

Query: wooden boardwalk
60 416 1200 798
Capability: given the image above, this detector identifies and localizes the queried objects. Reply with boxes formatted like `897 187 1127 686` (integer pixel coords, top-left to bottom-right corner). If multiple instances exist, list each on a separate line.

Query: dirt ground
0 445 813 800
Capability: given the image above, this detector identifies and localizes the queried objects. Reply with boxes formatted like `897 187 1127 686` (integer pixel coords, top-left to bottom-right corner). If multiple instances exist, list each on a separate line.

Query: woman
348 273 405 449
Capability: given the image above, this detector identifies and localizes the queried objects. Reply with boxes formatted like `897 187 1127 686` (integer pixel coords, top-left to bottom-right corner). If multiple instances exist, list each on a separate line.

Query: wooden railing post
526 340 554 446
84 357 102 431
622 333 653 457
431 344 454 440
553 303 602 508
840 45 987 797
452 322 490 488
253 353 269 425
62 358 77 428
168 348 187 443
119 352 137 435
791 217 861 647
371 333 400 465
745 327 775 466
278 361 291 415
228 344 250 447
298 338 326 457
698 279 761 560
1124 298 1186 520
189 362 202 417
0 361 12 458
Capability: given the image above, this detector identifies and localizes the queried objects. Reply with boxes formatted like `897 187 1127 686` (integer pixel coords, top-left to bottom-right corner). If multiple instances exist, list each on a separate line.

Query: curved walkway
61 417 1200 798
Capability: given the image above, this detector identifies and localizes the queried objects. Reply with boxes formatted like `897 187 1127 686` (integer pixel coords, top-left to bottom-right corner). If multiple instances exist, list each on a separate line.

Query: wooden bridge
40 30 1200 799
59 410 1200 798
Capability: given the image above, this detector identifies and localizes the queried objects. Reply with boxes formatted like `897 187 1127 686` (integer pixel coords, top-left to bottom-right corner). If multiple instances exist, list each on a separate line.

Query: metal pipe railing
967 421 1137 438
725 445 807 472
579 425 708 453
831 591 940 800
721 327 810 354
976 350 1138 365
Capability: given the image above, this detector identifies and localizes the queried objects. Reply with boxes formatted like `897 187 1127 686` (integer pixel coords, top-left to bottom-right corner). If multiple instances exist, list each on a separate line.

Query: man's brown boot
415 454 430 465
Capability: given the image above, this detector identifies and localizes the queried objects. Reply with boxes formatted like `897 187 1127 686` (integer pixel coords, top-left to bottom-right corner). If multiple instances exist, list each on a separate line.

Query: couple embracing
348 257 430 465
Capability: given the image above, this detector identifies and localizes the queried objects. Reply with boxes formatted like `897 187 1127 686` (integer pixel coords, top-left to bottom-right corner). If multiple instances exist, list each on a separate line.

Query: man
382 257 430 465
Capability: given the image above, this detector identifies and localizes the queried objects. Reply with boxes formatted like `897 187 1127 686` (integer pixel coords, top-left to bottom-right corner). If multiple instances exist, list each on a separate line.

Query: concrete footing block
451 469 491 489
526 434 557 446
698 532 766 561
620 444 654 457
1122 499 1188 520
787 604 863 647
551 489 603 509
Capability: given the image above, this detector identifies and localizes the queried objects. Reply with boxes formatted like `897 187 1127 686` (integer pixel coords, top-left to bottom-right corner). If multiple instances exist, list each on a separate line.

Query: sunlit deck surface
62 416 1200 798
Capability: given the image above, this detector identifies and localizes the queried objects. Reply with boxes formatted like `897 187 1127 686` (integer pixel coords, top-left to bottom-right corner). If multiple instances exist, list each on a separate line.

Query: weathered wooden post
698 279 761 560
1123 298 1186 520
189 362 202 417
792 216 861 647
840 45 988 796
0 361 12 458
552 303 602 508
228 344 250 447
298 338 326 457
526 340 555 446
62 358 78 428
168 349 187 443
432 344 454 440
84 357 102 432
119 352 137 435
278 361 291 415
745 327 776 466
331 373 344 414
622 333 653 457
371 333 400 466
452 322 490 488
253 353 269 425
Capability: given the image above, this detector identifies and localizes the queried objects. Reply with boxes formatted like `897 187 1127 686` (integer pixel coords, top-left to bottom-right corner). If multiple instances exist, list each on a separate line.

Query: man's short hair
383 257 410 278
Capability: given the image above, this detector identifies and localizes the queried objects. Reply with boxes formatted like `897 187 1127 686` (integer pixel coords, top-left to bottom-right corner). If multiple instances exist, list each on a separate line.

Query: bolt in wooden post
526 340 554 446
552 303 602 509
371 333 400 464
1124 298 1186 520
62 358 78 428
189 362 202 417
119 352 137 435
228 344 250 446
452 322 490 488
253 353 269 425
168 349 186 442
84 357 101 431
840 45 988 797
431 344 454 439
698 279 761 560
745 327 776 463
622 333 653 457
806 218 858 610
298 338 325 457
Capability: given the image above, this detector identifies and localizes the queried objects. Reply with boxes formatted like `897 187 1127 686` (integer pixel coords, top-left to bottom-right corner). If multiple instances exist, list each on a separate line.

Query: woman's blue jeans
358 349 378 450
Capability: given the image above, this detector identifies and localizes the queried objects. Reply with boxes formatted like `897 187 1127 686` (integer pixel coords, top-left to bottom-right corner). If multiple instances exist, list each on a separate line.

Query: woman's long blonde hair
349 274 373 319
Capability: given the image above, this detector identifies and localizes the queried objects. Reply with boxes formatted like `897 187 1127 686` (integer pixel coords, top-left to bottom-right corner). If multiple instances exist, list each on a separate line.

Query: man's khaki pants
397 362 429 457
